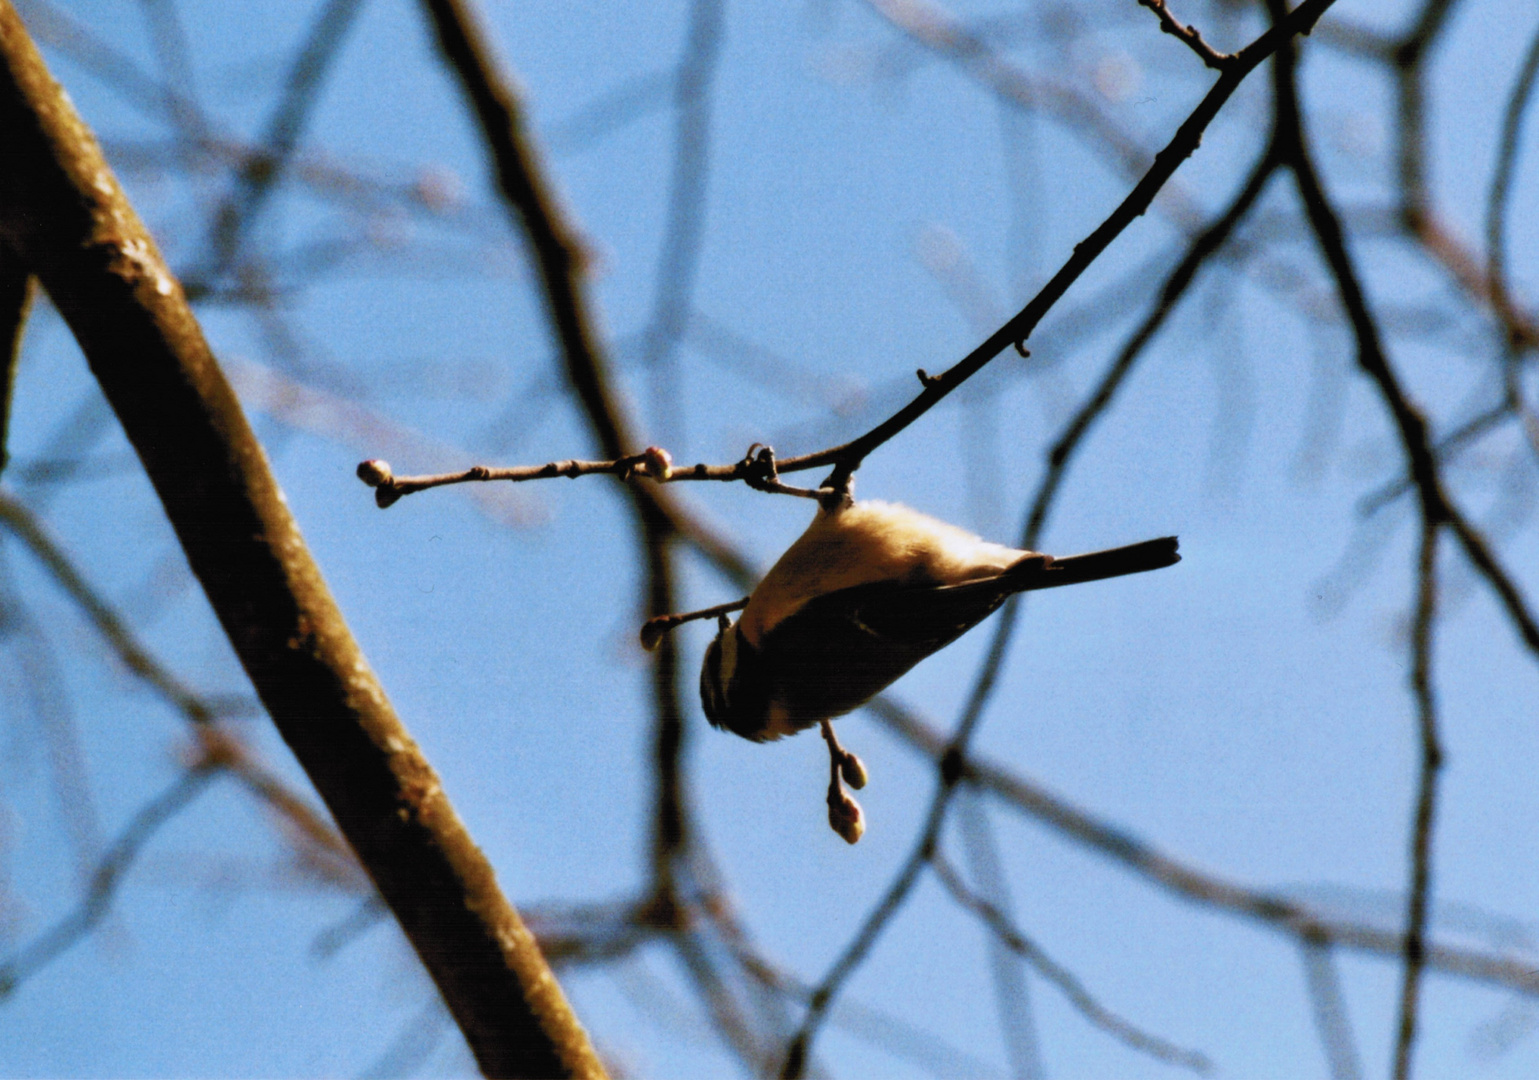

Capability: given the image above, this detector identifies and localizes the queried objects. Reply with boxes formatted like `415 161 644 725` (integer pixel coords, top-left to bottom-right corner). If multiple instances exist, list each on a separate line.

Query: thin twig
357 451 674 506
0 491 215 724
1299 939 1364 1080
375 0 1338 501
190 0 367 291
865 697 1539 1000
1392 518 1443 1080
1135 0 1235 71
638 0 724 446
639 596 748 652
0 765 218 997
931 851 1214 1074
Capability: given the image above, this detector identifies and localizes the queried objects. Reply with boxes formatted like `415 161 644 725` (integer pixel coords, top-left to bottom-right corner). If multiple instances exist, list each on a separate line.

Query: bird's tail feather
1010 536 1179 591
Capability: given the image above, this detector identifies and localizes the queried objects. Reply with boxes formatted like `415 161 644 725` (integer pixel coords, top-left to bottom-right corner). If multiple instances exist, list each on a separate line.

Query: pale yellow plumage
737 500 1023 648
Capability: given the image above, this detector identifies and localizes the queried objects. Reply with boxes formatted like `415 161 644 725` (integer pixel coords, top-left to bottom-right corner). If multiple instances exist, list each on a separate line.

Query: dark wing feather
752 564 1038 725
735 537 1180 731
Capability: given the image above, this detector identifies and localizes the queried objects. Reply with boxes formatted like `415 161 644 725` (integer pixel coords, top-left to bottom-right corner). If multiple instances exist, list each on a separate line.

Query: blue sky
2 0 1538 1076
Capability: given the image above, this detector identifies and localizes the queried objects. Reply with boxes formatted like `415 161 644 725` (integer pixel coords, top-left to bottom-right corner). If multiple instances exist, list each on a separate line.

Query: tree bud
839 751 868 790
641 445 673 480
356 459 392 487
828 790 865 845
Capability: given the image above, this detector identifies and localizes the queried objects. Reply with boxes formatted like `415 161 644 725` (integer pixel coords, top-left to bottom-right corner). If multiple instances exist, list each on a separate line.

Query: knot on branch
939 746 965 788
740 443 780 490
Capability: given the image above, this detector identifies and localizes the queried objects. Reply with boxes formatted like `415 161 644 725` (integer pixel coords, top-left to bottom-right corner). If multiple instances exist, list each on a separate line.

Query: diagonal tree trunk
0 5 603 1076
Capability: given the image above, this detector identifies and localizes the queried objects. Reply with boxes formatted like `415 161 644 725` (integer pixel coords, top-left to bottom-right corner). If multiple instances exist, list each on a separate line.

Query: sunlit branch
0 10 602 1074
640 597 749 652
0 254 28 477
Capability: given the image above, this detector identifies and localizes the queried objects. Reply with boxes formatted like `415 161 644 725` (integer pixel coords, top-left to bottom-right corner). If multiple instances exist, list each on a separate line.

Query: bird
699 498 1180 743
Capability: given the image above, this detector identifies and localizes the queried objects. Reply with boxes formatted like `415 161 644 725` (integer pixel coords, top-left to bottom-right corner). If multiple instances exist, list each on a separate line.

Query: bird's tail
1009 536 1180 592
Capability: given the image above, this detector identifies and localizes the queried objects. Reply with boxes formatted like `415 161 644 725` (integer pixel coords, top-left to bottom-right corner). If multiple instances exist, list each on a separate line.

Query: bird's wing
747 538 1180 725
762 563 1034 664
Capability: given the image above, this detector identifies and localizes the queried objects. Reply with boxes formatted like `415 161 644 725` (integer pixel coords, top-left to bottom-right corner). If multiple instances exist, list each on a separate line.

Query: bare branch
0 764 218 997
0 9 604 1075
0 249 28 477
931 850 1214 1074
375 0 1338 503
190 0 367 292
1392 520 1443 1079
866 698 1539 1000
1271 0 1539 662
1135 0 1235 71
1300 940 1364 1080
0 491 215 724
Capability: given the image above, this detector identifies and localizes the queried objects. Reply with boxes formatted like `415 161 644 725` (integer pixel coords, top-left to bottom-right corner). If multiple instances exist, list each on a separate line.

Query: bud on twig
356 459 393 487
828 789 865 845
640 446 673 480
839 751 868 790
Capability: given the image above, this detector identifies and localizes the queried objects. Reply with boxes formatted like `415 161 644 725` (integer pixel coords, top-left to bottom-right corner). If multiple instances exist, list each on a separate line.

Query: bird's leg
638 597 749 651
820 719 867 844
817 462 855 512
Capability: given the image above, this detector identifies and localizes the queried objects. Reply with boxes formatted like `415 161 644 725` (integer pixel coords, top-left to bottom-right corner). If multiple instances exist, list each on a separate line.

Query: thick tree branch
0 7 603 1076
0 244 28 476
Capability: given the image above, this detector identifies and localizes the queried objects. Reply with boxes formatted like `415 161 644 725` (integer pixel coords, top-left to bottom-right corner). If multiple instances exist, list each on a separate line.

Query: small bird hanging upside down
647 497 1180 843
